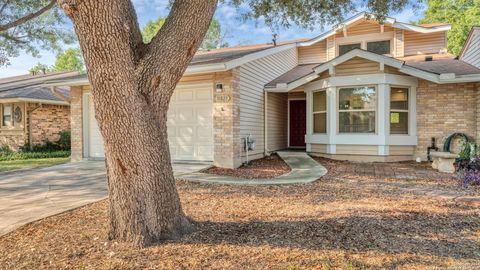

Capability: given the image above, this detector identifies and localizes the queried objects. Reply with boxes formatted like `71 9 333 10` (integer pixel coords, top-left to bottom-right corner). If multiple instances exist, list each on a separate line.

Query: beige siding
461 29 480 68
310 144 327 153
336 145 378 155
288 91 306 99
384 65 404 75
394 29 404 57
389 146 415 155
404 31 447 56
298 40 327 64
266 92 288 151
238 47 298 160
326 36 336 61
335 57 379 76
336 20 383 37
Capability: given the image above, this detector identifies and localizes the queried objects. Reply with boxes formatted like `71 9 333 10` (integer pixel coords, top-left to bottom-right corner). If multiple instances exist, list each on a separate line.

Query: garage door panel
87 80 213 161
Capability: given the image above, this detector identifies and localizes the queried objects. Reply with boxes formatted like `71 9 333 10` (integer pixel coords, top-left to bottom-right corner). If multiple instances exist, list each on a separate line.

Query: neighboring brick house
0 72 74 150
47 12 480 167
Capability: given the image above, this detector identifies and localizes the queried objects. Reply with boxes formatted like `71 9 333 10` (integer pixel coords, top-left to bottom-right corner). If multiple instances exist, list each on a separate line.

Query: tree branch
140 0 218 107
0 0 56 31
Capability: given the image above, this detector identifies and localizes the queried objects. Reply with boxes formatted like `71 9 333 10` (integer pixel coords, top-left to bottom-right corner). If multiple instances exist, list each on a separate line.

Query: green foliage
228 0 416 30
29 62 53 74
54 48 85 72
0 144 12 155
458 141 477 160
0 0 75 67
0 150 70 161
142 17 228 49
57 130 71 150
419 0 480 55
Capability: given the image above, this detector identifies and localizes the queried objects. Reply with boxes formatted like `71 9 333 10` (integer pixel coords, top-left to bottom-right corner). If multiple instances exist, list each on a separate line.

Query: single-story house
0 72 74 150
47 12 480 168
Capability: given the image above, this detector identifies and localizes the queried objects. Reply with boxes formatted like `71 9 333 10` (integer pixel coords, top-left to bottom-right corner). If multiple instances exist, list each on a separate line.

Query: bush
19 130 71 152
0 150 70 161
455 143 480 187
58 130 71 150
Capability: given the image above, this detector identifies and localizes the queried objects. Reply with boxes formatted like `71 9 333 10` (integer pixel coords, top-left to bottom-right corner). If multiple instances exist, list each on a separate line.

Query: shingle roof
0 72 77 103
265 64 318 87
405 59 480 75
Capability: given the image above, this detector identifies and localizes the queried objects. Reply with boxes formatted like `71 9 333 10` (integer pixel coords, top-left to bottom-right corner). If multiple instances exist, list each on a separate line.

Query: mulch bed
202 153 290 179
1 160 480 269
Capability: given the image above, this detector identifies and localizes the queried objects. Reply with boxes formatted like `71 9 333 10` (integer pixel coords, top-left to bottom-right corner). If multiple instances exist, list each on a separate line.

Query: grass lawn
0 159 479 269
0 157 70 172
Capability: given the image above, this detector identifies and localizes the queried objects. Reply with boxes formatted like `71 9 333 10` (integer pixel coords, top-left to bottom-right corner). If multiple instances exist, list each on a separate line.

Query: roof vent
425 55 433 61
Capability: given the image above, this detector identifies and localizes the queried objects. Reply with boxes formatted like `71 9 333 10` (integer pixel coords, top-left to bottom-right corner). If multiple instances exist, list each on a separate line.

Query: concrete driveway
0 160 210 237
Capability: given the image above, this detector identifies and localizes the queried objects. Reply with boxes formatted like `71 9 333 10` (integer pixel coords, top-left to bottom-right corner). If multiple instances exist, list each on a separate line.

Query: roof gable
300 12 451 47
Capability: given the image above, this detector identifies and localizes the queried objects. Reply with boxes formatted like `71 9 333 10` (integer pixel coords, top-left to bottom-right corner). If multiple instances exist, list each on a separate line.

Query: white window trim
366 39 394 56
337 85 377 135
389 86 410 135
312 90 327 134
304 73 418 149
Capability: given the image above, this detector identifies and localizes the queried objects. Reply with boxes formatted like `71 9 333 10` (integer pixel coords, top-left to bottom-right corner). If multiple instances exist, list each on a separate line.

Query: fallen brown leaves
203 153 290 179
0 158 479 269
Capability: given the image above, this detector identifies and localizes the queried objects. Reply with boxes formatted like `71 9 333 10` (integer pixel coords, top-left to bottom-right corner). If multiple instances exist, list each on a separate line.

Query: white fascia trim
393 22 451 33
224 43 297 70
398 66 480 84
184 62 227 75
44 78 90 87
265 72 319 93
0 97 69 105
314 49 404 74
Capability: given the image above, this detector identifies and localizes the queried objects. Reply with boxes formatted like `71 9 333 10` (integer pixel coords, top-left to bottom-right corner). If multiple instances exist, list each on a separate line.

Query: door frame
287 98 307 148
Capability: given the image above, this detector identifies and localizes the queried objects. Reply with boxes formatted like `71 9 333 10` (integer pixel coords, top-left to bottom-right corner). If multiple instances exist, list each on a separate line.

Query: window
2 104 12 127
339 86 376 133
339 43 361 56
313 91 327 133
390 87 409 134
367 40 391 55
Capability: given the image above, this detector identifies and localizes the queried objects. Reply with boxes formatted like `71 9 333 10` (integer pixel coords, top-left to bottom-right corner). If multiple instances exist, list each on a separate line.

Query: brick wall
213 70 242 168
70 86 84 161
29 104 70 145
415 80 478 159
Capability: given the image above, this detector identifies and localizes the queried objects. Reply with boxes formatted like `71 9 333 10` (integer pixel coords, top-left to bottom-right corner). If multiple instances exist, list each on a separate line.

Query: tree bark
57 0 218 247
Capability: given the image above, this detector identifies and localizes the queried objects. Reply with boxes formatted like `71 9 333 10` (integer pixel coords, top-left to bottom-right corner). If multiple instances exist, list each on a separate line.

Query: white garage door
85 82 213 161
167 82 213 161
86 95 105 158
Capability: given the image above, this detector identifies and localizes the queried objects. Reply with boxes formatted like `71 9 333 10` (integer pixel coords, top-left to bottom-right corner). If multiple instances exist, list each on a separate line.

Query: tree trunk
58 0 218 247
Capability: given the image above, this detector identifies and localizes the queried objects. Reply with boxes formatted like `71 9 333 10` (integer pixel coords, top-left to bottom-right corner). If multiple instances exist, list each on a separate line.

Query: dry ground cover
203 153 290 179
1 159 479 269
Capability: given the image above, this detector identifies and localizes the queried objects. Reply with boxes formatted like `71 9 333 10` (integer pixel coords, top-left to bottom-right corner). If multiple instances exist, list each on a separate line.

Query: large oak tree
1 0 414 247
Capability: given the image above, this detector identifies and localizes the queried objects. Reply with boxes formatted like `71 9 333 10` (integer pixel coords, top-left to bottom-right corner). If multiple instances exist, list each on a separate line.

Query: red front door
289 100 306 147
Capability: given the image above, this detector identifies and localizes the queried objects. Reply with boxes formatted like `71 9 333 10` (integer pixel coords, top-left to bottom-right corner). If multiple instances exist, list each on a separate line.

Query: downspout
28 104 42 150
264 91 268 156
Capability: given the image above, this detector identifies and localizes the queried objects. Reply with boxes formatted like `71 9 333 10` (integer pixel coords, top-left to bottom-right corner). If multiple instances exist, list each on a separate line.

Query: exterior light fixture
215 83 224 93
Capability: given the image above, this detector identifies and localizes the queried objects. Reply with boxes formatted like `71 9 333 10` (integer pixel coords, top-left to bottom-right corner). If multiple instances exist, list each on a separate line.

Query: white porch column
409 86 417 137
377 83 390 155
326 86 337 154
305 90 312 152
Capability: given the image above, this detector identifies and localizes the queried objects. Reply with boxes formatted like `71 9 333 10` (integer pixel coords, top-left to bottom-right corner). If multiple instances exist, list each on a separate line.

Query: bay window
390 87 409 134
313 90 327 133
338 86 376 133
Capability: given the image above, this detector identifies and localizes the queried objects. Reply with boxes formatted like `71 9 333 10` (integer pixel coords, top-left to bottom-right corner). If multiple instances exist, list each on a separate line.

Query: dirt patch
1 167 480 269
202 153 290 179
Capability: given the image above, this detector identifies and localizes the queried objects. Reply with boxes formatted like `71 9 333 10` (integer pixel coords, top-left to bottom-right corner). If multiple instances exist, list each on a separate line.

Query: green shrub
0 150 70 161
58 130 71 150
0 144 12 155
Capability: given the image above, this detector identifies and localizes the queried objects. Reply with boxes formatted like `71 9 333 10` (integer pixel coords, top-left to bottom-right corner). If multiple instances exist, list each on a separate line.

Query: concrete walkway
0 160 210 237
179 151 328 185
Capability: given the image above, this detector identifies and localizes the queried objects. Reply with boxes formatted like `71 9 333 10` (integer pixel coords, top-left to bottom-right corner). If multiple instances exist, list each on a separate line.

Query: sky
0 1 426 78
